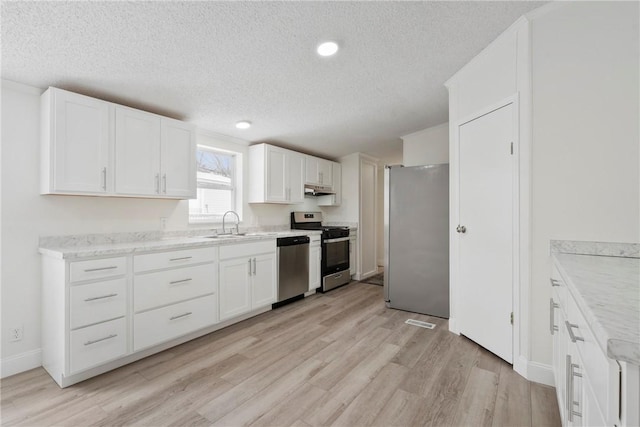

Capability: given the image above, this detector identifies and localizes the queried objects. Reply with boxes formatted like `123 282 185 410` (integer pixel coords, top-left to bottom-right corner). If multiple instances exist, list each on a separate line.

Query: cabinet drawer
219 240 275 260
134 263 216 312
69 317 127 374
134 247 216 273
133 294 217 351
566 293 610 418
70 278 127 329
70 257 127 283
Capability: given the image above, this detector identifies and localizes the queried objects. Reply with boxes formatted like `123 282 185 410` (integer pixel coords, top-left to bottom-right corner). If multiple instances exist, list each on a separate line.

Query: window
189 146 238 223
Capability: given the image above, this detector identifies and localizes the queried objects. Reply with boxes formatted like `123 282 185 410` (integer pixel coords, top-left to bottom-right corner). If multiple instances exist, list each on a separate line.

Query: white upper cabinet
115 106 161 196
305 156 333 187
317 161 342 207
41 88 111 195
161 118 196 198
248 143 304 204
41 87 195 199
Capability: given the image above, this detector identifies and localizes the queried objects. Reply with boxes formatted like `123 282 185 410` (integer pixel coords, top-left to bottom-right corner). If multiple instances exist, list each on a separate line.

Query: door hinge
510 312 514 325
510 142 514 155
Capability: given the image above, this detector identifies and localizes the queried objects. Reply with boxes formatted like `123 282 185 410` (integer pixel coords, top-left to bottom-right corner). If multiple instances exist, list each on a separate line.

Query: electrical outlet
160 217 167 230
8 326 23 342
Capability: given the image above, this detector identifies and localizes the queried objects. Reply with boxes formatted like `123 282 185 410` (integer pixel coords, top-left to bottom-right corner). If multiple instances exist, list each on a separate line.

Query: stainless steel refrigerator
383 164 449 318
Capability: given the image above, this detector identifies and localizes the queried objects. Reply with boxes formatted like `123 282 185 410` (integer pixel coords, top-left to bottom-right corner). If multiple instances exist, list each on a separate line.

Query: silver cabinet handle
248 258 252 276
155 173 160 193
169 312 192 321
565 321 584 342
102 167 107 191
169 256 192 262
84 334 117 346
568 358 583 421
549 298 559 334
163 174 167 194
169 278 192 285
456 225 467 233
84 293 118 302
550 278 561 287
84 266 118 272
565 354 571 415
252 257 256 275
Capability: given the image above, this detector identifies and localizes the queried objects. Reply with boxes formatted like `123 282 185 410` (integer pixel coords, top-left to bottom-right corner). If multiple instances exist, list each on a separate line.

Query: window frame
188 145 240 224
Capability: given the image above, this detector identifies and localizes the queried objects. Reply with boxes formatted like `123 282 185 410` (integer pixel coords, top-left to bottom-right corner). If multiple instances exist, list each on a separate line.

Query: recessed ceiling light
317 41 339 57
235 120 251 129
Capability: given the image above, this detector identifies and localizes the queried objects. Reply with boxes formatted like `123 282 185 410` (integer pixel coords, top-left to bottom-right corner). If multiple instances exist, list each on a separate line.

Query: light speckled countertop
552 253 640 365
39 230 322 260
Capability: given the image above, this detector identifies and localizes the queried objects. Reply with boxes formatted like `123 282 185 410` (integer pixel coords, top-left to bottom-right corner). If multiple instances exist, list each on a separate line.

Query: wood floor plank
451 366 500 427
371 388 428 427
0 283 560 427
492 362 532 427
210 358 324 426
531 382 562 427
330 362 409 427
249 382 326 427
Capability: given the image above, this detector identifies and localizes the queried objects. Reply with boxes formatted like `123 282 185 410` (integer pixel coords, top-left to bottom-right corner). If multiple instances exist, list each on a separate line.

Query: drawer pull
169 256 192 262
549 298 559 335
568 359 583 421
84 293 118 302
169 312 192 321
84 266 118 273
84 334 118 346
550 278 561 287
565 321 584 342
169 278 192 285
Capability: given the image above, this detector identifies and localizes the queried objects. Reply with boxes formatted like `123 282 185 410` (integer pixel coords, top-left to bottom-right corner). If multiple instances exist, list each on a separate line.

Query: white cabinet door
115 107 161 196
318 159 333 187
219 257 251 321
251 253 276 308
288 152 305 204
305 156 320 185
266 146 288 202
552 299 567 425
457 102 514 363
309 245 321 291
161 118 195 198
50 89 111 194
349 236 356 276
359 158 378 278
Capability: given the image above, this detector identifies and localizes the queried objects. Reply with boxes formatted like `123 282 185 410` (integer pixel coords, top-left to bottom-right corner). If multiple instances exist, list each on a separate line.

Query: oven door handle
323 237 350 243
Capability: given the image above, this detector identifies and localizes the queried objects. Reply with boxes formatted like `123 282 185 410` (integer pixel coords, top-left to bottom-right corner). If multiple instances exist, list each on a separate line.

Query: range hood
304 184 335 196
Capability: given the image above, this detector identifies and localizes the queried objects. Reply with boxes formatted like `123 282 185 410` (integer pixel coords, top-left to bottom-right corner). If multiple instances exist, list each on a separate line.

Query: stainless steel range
290 212 350 292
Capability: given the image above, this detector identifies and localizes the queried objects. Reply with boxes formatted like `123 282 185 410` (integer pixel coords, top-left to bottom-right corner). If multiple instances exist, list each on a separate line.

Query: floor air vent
405 319 436 329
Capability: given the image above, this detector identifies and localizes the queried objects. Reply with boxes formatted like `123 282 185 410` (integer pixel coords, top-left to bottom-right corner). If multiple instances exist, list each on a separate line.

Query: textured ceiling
1 1 545 161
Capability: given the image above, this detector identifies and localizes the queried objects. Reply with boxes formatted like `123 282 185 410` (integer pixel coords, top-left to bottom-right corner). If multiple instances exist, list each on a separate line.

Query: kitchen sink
199 233 247 239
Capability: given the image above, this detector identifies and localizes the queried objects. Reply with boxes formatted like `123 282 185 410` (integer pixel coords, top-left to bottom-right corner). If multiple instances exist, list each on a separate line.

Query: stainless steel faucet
222 210 240 235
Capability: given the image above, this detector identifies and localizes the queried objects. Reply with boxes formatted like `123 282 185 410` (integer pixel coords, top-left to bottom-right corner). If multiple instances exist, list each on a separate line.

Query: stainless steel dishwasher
275 235 310 305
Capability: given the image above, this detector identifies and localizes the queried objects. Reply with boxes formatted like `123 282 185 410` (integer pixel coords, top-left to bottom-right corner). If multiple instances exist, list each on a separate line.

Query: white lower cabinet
349 234 357 277
133 294 217 351
551 260 635 427
41 239 281 388
219 257 252 320
70 317 127 374
219 240 277 321
309 236 321 291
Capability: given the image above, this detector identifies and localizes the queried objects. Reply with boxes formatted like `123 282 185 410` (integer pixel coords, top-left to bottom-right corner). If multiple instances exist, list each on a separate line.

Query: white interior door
457 103 514 363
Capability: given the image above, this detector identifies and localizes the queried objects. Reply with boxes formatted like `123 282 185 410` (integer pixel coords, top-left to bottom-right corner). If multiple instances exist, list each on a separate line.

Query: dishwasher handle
277 236 310 247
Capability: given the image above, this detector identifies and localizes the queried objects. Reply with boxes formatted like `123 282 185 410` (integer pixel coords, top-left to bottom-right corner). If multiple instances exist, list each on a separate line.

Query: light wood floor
1 282 561 427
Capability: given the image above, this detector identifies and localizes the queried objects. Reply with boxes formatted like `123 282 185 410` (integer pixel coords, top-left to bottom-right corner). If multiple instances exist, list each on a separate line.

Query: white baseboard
526 359 554 386
1 349 42 378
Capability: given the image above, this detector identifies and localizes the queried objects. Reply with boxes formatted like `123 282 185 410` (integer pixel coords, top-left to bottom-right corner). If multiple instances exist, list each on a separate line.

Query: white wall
401 122 449 166
528 1 639 364
0 81 319 374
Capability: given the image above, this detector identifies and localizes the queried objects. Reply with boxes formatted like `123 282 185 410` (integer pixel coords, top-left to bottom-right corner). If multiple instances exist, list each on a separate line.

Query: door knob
456 225 466 233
